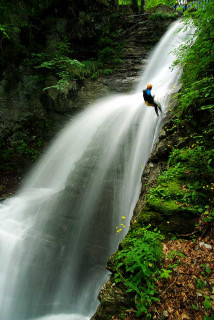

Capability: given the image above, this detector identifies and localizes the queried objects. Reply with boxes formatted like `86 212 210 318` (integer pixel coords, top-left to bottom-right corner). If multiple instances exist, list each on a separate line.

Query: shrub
149 11 177 20
114 227 164 317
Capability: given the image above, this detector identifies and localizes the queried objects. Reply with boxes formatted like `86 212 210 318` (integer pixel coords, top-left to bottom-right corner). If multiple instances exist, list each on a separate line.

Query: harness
145 101 154 107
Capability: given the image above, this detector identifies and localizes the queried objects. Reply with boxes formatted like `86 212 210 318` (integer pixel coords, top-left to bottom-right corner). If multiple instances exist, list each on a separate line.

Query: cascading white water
0 20 192 320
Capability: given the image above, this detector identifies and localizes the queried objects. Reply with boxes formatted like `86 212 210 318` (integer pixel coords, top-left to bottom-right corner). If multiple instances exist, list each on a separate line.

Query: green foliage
16 138 42 160
27 10 124 90
0 0 125 91
0 24 9 38
148 181 183 200
118 0 174 10
103 68 114 75
1 117 52 163
204 315 214 320
146 145 213 219
172 2 214 124
202 210 214 223
168 147 213 184
159 268 172 279
114 226 164 316
97 33 123 67
147 197 196 215
98 47 117 64
146 0 174 9
80 60 99 77
167 250 185 260
118 0 142 6
118 0 131 4
158 163 187 181
203 295 214 311
30 37 86 92
179 78 213 113
202 264 211 275
196 278 206 290
31 34 121 92
149 11 176 20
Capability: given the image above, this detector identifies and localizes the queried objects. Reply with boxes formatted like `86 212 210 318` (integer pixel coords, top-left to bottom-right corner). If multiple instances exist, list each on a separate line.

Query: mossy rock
147 198 181 215
137 208 164 225
147 196 198 215
137 207 197 234
136 197 198 235
160 180 184 198
107 251 119 272
91 280 133 320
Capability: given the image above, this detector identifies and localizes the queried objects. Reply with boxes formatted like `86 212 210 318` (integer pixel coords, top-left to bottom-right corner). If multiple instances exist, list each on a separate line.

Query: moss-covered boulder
137 181 198 234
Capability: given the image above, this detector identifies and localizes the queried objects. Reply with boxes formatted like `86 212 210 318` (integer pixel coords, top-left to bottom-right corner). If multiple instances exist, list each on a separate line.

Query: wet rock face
0 8 174 172
101 17 174 93
91 281 134 320
0 185 7 196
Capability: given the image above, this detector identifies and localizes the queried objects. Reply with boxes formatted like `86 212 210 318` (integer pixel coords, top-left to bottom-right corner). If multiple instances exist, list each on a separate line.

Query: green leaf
204 300 211 309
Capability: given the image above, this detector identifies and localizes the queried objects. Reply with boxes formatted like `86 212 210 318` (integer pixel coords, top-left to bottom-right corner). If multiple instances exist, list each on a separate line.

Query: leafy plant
0 24 9 38
172 2 214 127
149 11 177 21
159 268 172 279
203 295 214 310
202 264 211 275
196 278 206 290
114 227 164 316
31 37 85 92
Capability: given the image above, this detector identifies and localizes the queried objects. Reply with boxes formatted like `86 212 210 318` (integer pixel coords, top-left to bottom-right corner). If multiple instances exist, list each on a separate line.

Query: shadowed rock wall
0 5 177 176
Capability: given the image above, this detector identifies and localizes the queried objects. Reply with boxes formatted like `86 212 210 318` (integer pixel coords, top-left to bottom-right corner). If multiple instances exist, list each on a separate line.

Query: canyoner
143 83 162 116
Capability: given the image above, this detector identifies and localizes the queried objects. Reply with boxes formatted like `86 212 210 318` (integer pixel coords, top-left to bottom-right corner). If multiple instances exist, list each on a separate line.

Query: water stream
0 20 191 320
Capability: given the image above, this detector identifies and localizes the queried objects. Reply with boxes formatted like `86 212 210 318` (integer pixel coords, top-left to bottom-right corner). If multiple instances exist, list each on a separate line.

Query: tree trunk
140 0 145 13
131 0 138 14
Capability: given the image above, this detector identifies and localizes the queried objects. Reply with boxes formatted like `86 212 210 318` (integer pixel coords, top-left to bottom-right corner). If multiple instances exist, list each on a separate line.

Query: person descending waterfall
143 83 162 116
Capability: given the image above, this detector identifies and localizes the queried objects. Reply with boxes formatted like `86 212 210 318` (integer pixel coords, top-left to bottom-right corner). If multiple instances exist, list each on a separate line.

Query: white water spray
0 20 191 320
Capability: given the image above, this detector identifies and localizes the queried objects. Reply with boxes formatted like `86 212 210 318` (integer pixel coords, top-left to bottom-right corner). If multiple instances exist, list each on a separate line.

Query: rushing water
0 20 192 320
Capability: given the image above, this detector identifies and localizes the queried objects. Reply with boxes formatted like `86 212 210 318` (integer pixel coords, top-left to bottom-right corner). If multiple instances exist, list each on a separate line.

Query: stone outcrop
91 280 135 320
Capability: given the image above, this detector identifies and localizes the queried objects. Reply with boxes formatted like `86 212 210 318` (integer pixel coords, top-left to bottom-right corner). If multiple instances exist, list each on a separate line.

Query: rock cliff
0 4 178 175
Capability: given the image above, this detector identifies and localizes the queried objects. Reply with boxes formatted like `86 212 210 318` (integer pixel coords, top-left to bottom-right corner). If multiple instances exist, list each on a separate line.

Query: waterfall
0 20 192 320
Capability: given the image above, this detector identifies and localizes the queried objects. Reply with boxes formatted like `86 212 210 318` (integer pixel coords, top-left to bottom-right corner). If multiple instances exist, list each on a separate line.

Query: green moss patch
161 180 184 198
147 198 181 215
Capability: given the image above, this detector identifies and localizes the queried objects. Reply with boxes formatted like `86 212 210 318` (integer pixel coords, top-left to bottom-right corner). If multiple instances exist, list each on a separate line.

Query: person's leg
158 104 162 113
154 105 159 116
154 100 162 113
153 101 161 116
